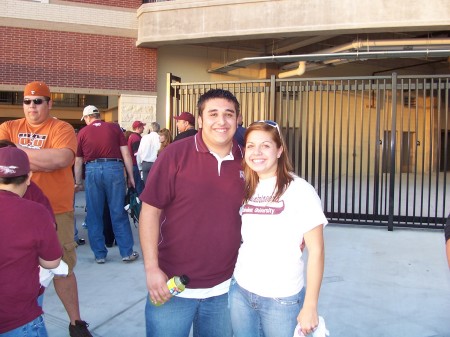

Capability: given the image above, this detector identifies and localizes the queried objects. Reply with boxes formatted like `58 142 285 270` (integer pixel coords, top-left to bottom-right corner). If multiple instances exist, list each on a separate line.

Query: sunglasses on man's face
23 98 49 105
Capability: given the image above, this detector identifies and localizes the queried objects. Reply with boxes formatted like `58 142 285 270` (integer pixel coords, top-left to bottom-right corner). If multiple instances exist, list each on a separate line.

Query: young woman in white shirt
229 120 327 337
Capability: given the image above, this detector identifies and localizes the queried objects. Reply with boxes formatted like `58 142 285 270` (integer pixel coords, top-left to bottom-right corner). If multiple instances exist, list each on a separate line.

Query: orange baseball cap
24 81 51 98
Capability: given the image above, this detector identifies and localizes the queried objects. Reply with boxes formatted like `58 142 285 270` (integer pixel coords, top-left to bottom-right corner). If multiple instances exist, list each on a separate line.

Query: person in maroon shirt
74 105 139 264
128 120 145 194
173 111 198 141
139 89 244 337
0 146 62 336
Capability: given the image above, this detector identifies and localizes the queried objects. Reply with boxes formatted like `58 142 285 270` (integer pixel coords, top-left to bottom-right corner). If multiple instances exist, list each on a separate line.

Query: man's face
137 125 144 134
23 96 52 125
198 98 237 153
176 119 188 133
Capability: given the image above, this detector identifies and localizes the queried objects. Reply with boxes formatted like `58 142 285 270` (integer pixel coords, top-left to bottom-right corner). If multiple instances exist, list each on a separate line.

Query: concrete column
119 94 157 131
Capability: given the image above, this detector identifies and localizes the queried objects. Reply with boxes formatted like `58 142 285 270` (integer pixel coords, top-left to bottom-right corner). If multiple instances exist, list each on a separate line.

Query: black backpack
124 187 141 227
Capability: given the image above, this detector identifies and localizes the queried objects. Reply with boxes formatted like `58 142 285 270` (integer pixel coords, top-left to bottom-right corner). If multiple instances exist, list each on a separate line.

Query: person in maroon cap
128 120 146 194
0 146 62 337
173 111 197 141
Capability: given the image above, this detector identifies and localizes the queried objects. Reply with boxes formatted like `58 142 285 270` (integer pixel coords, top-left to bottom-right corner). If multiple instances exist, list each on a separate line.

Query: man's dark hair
0 175 28 185
197 89 240 117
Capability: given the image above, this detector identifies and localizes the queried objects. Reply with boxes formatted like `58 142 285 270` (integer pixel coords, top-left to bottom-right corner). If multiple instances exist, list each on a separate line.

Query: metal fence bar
168 73 450 229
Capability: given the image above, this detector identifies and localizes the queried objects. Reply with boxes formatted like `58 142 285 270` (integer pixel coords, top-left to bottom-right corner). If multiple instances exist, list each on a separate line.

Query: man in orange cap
0 81 93 337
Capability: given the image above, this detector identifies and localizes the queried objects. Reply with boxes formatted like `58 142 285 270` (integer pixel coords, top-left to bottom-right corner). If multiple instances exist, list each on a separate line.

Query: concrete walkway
42 192 450 337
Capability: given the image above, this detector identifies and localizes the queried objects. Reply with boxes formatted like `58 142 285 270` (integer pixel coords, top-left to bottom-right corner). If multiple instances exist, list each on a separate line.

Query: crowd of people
1 81 447 337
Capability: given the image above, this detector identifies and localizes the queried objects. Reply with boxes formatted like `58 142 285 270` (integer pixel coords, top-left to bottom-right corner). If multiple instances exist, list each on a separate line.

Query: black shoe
77 238 86 246
69 320 93 337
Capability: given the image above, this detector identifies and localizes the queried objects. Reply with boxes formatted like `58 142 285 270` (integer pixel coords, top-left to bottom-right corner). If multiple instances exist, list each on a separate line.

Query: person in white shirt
137 122 161 184
229 120 327 337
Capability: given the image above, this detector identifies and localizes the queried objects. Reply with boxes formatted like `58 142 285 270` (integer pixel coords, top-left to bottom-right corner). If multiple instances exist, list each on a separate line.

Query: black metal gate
168 73 450 229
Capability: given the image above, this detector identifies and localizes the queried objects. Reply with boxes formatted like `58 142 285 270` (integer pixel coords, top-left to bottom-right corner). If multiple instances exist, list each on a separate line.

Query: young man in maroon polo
139 89 244 337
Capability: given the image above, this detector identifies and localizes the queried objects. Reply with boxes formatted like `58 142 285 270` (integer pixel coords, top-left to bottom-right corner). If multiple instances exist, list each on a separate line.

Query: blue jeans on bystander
132 165 144 195
84 161 134 260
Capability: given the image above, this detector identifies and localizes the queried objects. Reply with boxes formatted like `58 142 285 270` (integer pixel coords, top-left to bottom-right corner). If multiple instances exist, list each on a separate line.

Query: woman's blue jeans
0 315 48 337
229 278 305 337
145 293 232 337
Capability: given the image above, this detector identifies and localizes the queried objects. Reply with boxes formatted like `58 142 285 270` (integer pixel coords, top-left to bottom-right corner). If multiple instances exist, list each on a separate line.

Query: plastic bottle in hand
152 275 190 306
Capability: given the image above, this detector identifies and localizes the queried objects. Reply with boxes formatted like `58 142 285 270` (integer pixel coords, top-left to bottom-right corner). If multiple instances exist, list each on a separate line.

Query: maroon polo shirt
0 190 62 333
76 121 126 162
140 130 245 288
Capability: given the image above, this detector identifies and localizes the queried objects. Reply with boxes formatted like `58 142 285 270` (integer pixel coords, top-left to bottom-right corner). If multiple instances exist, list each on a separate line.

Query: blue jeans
85 161 134 259
132 165 144 195
229 279 305 337
0 315 48 337
141 161 154 185
37 294 44 307
145 293 232 337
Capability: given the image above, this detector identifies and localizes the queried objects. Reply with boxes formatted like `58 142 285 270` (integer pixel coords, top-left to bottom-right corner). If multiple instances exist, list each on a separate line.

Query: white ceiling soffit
208 38 450 74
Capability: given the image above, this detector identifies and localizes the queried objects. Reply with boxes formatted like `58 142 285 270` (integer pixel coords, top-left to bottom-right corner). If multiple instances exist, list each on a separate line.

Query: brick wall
64 0 142 9
0 27 157 92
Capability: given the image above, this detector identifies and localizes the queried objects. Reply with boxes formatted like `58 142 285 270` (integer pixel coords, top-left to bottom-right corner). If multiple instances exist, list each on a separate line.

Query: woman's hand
297 305 319 335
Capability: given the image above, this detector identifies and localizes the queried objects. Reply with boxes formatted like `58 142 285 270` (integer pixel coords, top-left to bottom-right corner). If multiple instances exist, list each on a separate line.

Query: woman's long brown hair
243 122 293 203
158 128 172 155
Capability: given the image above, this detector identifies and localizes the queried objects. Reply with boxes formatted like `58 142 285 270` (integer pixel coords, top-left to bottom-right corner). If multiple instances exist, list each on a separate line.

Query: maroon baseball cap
0 146 30 178
173 112 195 125
132 121 146 129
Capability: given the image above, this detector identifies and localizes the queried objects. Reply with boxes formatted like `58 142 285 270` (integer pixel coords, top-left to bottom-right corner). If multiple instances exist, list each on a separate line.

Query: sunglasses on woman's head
252 120 281 136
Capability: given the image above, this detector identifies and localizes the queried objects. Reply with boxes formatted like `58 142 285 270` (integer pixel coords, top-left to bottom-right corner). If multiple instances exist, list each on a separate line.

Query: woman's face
245 130 282 179
159 134 166 143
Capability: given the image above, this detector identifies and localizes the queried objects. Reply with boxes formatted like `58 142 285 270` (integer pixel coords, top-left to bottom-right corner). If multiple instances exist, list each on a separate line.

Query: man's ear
198 116 203 128
26 172 33 186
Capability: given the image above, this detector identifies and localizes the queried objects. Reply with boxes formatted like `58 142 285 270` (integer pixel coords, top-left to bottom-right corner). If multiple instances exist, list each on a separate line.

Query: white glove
293 316 329 337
